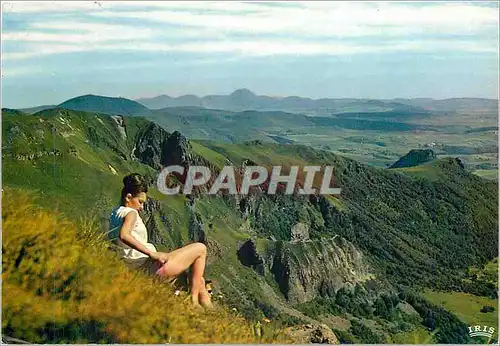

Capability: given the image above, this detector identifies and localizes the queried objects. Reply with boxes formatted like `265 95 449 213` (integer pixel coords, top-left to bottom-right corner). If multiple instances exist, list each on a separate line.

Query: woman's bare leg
158 242 208 306
198 280 213 309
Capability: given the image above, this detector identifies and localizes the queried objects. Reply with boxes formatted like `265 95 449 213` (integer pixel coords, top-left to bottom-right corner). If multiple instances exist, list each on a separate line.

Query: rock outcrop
269 236 369 304
133 124 203 171
187 198 206 243
133 123 171 170
237 239 266 275
142 197 176 251
389 149 436 168
283 324 339 344
162 130 194 167
290 222 310 242
133 126 218 196
110 115 127 140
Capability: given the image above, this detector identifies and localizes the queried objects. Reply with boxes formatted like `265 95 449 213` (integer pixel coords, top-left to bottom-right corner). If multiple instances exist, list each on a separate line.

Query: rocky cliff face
110 115 127 140
162 130 194 166
134 124 211 170
236 234 371 305
133 123 171 170
187 197 206 243
291 222 310 242
133 124 219 196
237 239 266 275
141 197 177 251
268 236 370 304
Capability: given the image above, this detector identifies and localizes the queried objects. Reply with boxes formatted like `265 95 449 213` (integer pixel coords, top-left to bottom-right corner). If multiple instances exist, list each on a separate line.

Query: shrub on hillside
480 305 495 313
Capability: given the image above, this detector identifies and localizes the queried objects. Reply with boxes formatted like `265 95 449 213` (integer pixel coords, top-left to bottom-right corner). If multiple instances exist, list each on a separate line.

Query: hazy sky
1 1 499 108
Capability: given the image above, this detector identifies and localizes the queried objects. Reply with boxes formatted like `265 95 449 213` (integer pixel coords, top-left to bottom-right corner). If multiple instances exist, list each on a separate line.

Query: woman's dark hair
121 173 148 205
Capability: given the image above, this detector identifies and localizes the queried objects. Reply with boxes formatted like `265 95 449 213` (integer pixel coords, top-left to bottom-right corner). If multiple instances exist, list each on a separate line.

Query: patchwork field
145 105 498 178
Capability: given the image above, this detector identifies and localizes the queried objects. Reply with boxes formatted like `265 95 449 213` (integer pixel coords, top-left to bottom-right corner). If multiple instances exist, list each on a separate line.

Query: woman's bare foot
199 289 213 309
190 294 202 309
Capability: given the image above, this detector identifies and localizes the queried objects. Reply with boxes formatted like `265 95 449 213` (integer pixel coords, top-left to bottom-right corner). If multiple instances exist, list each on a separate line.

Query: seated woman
108 173 213 309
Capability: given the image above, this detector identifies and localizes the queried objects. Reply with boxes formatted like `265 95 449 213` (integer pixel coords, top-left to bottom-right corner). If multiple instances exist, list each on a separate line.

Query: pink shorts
140 258 166 276
138 258 178 285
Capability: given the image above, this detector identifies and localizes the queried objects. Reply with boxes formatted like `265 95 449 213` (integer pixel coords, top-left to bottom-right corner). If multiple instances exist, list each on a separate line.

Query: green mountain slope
59 94 151 116
200 141 497 289
14 96 496 175
148 107 315 143
18 104 57 114
2 109 497 344
2 108 154 216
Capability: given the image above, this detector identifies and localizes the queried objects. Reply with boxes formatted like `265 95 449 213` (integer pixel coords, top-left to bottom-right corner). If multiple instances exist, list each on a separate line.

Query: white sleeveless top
108 206 157 268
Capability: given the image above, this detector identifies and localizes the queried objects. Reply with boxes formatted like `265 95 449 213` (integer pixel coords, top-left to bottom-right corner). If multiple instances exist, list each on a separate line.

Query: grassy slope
422 291 498 330
3 109 498 343
391 327 437 344
2 108 154 218
2 190 288 344
473 169 498 180
2 110 292 342
422 257 499 337
2 110 305 339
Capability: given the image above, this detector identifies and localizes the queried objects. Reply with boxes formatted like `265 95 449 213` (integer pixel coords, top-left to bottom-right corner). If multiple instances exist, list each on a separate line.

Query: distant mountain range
6 92 497 170
16 90 497 118
136 89 498 115
8 96 436 147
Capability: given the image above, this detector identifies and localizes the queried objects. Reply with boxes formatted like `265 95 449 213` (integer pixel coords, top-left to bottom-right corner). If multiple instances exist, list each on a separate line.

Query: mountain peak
58 94 150 115
389 149 436 169
230 88 256 97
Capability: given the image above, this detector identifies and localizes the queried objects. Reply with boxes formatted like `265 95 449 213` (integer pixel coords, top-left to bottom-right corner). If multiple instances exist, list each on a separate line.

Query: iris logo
468 325 495 339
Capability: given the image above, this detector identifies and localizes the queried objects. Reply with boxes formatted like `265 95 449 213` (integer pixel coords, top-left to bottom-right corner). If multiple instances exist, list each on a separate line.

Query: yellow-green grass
473 169 498 180
202 142 310 168
393 164 441 182
191 141 228 170
422 290 498 336
326 195 346 211
391 327 437 344
2 190 290 344
467 258 498 289
484 258 499 279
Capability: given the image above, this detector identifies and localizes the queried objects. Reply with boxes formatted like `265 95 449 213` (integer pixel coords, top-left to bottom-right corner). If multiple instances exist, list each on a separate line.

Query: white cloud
2 22 155 43
1 1 497 61
2 44 92 60
3 38 495 61
90 2 499 37
1 64 50 77
1 1 265 13
1 1 100 14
